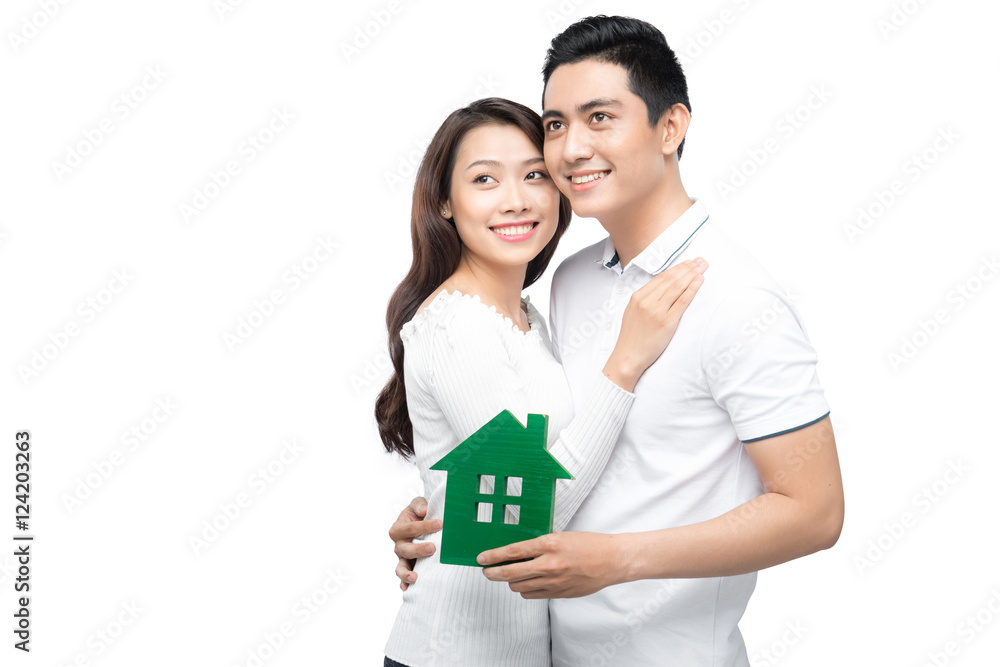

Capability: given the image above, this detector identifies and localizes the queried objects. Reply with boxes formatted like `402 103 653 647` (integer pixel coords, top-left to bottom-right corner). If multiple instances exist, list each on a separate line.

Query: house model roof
430 410 573 480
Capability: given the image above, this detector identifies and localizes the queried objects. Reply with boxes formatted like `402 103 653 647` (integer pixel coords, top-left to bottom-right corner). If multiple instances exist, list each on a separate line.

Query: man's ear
660 103 691 158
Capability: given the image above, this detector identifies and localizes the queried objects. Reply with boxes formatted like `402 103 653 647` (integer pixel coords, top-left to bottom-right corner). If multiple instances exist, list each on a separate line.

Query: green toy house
430 411 573 567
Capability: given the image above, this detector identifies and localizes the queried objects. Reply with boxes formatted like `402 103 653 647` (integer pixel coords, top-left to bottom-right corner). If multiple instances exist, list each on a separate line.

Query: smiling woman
374 97 708 666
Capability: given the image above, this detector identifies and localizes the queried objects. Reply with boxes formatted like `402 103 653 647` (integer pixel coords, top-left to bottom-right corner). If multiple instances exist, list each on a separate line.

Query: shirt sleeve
417 305 634 532
699 286 830 443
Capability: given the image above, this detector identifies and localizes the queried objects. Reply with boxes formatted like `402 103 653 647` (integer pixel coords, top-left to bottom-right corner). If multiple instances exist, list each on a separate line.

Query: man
389 15 843 666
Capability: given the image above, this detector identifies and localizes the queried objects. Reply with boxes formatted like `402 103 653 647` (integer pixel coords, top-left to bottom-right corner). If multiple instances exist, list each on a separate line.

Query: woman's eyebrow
465 157 545 170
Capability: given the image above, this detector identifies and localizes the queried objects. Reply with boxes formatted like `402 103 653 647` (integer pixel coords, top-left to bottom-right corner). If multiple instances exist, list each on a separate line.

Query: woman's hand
389 496 442 590
602 258 708 392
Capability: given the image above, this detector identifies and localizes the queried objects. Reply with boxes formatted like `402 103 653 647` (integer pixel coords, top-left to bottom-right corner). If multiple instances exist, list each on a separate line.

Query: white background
2 0 998 665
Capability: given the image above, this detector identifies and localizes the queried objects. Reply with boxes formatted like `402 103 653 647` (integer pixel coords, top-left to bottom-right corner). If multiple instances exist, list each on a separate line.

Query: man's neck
603 183 694 270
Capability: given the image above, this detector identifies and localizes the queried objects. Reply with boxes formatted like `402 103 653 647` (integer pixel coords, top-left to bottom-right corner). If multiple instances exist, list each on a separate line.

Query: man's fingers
395 557 416 584
478 536 544 566
389 517 442 543
394 539 437 561
406 496 429 519
484 564 542 584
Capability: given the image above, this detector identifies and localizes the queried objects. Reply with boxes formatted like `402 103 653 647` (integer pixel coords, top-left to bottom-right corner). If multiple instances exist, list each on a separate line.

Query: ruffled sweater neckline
400 289 540 343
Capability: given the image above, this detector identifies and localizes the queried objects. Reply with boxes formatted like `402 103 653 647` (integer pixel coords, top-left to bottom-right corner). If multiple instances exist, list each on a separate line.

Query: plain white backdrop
1 0 998 664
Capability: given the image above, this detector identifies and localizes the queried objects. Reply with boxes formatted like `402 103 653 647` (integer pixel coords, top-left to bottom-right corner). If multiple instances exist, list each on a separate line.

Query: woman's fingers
654 258 708 300
633 258 707 303
664 272 705 323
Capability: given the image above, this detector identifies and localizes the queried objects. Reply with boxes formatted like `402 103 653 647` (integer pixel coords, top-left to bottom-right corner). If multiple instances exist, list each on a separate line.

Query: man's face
542 59 668 222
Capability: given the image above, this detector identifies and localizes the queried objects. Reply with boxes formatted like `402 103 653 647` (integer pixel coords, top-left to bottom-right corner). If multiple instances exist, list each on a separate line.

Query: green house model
430 410 573 567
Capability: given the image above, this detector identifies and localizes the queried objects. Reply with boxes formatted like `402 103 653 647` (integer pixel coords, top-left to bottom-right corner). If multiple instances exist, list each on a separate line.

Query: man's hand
389 496 442 591
478 532 624 599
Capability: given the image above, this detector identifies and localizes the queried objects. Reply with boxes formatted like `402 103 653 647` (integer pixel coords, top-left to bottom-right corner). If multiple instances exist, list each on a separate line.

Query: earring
441 208 450 217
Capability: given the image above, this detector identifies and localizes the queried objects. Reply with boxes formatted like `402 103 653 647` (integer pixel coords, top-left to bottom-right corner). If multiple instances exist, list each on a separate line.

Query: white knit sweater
384 289 635 667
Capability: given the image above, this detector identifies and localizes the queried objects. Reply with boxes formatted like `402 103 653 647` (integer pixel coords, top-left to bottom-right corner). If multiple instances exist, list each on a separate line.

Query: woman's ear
440 200 453 218
660 103 691 158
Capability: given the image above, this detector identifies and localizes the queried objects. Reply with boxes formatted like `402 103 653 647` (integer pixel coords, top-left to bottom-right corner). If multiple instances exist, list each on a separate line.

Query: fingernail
477 554 486 564
407 574 415 583
695 257 707 266
423 545 434 555
417 504 427 514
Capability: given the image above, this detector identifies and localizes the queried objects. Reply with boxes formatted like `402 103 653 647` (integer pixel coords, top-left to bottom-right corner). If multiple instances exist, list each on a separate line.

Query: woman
375 97 706 666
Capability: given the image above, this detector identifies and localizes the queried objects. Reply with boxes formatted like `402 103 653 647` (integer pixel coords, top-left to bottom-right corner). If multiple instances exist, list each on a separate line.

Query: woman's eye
526 171 548 180
474 174 497 184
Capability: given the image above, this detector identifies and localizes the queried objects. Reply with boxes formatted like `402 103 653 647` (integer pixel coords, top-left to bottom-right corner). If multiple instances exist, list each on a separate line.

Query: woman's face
443 124 560 272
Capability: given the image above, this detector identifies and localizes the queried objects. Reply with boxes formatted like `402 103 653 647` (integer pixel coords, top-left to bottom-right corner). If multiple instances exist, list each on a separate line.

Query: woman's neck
447 255 527 325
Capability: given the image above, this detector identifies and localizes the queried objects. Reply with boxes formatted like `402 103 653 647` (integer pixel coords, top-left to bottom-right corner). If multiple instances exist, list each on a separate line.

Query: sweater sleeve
415 303 634 532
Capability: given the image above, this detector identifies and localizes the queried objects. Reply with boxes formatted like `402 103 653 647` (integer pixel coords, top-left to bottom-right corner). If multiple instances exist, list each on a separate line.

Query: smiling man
390 15 844 666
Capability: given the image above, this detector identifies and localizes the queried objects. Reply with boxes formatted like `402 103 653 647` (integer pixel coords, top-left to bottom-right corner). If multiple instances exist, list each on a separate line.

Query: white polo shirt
548 198 830 667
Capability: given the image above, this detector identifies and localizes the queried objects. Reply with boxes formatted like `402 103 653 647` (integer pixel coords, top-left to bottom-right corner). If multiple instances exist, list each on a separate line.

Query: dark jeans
384 657 410 667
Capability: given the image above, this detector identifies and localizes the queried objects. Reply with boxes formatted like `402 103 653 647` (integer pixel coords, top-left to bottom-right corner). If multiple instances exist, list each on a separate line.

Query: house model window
430 411 573 567
475 475 523 525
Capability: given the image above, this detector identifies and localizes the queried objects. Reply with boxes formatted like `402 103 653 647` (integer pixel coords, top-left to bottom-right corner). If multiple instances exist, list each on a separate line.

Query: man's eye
592 112 608 123
546 121 563 131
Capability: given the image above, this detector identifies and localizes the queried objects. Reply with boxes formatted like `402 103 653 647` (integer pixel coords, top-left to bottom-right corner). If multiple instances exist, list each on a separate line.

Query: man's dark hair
542 15 691 159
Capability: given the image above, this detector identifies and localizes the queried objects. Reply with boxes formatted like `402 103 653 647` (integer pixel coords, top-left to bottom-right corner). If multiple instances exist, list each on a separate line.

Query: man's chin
566 199 605 221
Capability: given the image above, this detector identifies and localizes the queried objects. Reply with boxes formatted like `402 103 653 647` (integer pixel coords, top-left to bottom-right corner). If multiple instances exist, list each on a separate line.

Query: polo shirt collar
599 198 710 276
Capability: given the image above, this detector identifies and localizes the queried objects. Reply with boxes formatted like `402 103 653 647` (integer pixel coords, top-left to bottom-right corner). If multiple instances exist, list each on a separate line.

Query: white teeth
491 223 535 236
571 171 609 184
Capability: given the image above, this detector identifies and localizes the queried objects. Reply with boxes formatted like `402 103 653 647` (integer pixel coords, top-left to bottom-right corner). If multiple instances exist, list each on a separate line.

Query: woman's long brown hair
375 97 572 459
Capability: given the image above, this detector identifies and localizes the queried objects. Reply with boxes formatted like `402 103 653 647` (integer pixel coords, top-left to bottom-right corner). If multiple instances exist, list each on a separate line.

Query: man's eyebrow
465 157 545 170
578 97 622 114
542 97 623 122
